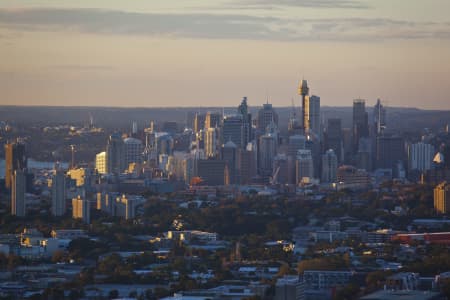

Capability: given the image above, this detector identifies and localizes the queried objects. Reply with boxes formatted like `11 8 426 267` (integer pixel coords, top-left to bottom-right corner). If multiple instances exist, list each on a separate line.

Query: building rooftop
360 290 441 300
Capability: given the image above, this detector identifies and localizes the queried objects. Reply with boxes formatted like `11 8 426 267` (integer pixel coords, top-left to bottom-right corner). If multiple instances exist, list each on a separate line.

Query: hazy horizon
1 0 450 109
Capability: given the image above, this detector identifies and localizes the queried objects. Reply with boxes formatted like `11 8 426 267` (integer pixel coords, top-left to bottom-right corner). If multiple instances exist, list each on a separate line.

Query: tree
108 289 119 299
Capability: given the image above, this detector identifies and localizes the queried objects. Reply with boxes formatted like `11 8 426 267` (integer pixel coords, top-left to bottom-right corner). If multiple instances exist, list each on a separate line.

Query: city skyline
1 0 450 109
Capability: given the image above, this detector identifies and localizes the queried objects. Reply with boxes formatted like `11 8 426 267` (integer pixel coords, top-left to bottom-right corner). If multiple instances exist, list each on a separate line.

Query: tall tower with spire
298 79 310 134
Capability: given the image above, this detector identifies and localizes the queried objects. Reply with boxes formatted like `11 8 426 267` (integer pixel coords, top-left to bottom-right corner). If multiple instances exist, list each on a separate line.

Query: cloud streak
0 8 449 42
227 0 370 9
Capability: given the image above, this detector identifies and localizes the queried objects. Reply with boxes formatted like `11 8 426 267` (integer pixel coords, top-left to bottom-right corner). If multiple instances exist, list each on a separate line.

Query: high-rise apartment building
409 142 435 172
434 182 450 214
51 169 66 216
72 196 90 224
11 169 26 216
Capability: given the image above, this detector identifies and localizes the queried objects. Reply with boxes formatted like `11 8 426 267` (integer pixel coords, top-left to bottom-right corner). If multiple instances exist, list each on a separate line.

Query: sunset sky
1 0 450 109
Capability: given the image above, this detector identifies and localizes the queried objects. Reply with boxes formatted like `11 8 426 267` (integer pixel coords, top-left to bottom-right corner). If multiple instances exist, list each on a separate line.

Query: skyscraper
221 140 238 184
51 168 66 216
238 97 252 147
298 79 309 133
296 149 314 184
204 127 217 158
376 136 405 171
322 149 338 183
124 137 143 166
373 98 387 136
11 169 26 216
325 118 343 163
5 140 27 189
353 99 369 153
223 114 244 148
204 112 222 129
308 95 321 139
194 113 206 133
106 133 126 174
257 103 278 135
259 133 277 180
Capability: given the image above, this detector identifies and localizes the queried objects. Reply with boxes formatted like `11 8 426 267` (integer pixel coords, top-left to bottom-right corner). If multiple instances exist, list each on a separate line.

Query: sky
0 0 450 109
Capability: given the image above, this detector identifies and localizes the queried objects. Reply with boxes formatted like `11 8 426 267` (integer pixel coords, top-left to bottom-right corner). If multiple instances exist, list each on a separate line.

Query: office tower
72 196 90 224
5 140 27 189
257 103 278 135
273 154 289 184
353 99 369 153
409 142 435 172
296 149 314 184
124 137 143 167
11 169 26 216
357 137 372 171
223 114 244 148
155 132 174 156
194 113 206 133
288 135 306 183
308 95 321 139
197 159 227 186
238 143 257 185
376 136 405 171
288 135 306 157
306 138 321 178
259 133 277 181
51 168 66 216
186 111 197 129
95 151 107 174
221 140 238 184
238 97 252 147
373 98 387 136
106 133 126 174
342 128 353 164
322 149 338 183
204 128 217 158
298 79 310 133
434 182 450 214
204 112 222 129
325 118 343 163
